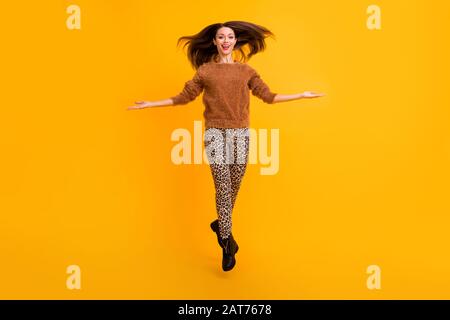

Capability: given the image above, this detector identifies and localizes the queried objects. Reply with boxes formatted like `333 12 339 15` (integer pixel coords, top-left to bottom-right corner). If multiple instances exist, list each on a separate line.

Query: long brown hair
175 21 276 70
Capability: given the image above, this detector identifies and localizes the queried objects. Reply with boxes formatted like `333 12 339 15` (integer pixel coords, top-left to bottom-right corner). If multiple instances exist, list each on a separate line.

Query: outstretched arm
248 69 325 104
127 98 174 110
127 70 204 110
272 91 325 104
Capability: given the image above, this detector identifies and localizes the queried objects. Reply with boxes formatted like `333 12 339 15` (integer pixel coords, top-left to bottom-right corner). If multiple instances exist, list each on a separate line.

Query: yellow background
1 0 449 299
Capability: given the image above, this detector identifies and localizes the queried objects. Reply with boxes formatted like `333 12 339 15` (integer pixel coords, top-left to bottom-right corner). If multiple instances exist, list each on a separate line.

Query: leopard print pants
204 127 250 239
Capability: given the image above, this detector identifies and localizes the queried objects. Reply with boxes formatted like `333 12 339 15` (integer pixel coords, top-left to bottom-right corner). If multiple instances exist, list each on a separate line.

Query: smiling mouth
221 45 230 50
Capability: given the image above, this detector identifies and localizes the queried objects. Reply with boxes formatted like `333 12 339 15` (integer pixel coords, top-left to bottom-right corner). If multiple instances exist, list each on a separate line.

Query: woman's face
213 27 237 56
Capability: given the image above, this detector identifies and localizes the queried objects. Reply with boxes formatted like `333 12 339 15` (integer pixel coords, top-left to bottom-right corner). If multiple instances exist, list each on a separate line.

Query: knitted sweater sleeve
170 69 204 105
248 68 277 104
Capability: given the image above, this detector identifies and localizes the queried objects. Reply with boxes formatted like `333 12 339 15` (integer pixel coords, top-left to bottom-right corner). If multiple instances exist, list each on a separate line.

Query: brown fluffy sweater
170 61 277 128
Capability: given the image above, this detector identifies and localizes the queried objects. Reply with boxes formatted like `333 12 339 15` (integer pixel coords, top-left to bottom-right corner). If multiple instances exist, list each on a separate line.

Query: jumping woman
127 21 325 272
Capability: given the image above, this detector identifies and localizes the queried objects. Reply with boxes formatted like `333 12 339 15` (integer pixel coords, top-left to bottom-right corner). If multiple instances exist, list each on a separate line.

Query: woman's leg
205 127 250 239
205 128 234 239
228 128 250 211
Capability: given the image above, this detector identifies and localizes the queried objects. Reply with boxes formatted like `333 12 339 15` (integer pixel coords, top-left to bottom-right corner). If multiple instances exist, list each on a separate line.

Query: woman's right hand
127 101 154 110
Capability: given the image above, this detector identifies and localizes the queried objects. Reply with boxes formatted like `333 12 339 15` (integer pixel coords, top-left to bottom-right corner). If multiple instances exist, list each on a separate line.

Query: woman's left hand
301 91 326 98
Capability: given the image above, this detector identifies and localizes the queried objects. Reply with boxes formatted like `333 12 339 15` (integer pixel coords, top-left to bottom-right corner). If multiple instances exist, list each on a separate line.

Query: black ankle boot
210 219 239 252
219 234 239 271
